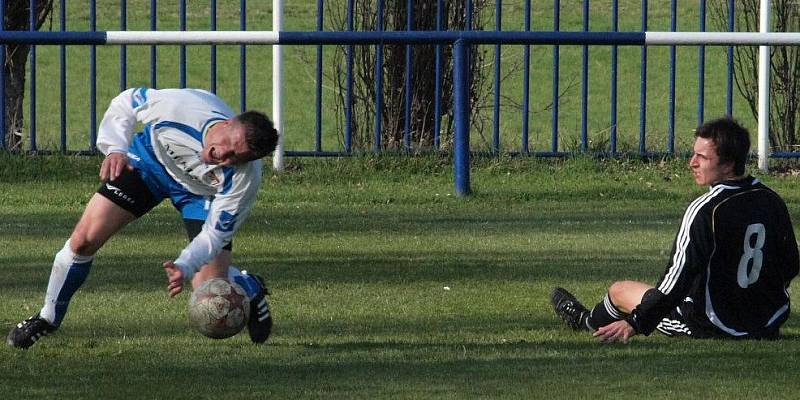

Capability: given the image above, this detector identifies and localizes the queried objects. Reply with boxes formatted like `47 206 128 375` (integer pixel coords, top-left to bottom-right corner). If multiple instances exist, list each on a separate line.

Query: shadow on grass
1 205 683 239
1 248 664 293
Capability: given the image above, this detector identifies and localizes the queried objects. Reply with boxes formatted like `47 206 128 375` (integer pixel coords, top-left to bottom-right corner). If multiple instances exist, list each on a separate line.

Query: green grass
5 2 798 397
2 154 800 398
21 0 757 155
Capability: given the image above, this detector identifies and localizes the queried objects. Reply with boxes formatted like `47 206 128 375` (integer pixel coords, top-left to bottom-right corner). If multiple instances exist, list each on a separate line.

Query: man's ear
721 160 736 176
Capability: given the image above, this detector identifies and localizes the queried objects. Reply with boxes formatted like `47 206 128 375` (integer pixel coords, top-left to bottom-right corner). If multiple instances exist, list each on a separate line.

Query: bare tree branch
711 0 800 151
2 0 53 152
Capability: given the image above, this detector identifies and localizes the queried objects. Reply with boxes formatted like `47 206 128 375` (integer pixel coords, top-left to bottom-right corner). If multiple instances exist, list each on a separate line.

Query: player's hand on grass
163 260 184 297
100 152 132 181
593 320 636 344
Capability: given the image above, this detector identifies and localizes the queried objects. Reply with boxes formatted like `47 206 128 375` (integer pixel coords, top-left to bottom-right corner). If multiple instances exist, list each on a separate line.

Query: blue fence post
492 0 501 153
344 0 353 153
639 0 647 156
59 0 66 152
610 0 618 154
90 0 97 150
521 0 531 154
433 0 443 149
240 0 246 112
668 0 676 155
0 0 5 150
698 0 706 125
315 0 324 153
453 39 470 197
179 0 186 88
29 0 38 152
120 0 127 92
374 0 384 152
551 0 559 153
210 0 217 93
150 0 157 88
403 0 412 151
466 0 473 128
580 0 589 152
727 0 734 115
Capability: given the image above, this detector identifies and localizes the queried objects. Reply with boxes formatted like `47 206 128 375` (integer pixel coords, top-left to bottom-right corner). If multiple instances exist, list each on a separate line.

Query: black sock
586 293 628 330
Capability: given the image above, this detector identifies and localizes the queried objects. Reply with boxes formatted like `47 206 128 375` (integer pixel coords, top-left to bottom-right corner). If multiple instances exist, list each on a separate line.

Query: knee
68 232 100 256
607 281 628 301
607 280 651 313
607 280 640 311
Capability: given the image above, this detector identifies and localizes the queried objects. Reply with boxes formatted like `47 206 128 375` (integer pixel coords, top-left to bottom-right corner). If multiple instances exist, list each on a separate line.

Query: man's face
201 120 254 166
689 136 734 186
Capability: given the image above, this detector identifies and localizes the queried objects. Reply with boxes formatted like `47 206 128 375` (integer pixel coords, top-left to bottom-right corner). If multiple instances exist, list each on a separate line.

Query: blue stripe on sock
53 261 92 326
232 275 259 299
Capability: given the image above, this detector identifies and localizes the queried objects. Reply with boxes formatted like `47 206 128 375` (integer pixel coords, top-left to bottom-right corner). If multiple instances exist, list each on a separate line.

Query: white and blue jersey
96 87 262 280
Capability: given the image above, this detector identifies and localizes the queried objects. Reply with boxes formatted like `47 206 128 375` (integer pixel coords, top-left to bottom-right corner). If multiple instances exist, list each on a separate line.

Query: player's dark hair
234 111 279 160
694 116 750 176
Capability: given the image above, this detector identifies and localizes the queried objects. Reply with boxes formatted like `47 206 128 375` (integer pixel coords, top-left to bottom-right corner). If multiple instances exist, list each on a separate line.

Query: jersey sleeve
173 161 262 280
626 201 713 335
96 88 150 155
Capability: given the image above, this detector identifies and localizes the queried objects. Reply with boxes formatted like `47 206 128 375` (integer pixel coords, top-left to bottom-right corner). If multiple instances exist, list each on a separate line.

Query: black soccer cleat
550 287 591 332
7 314 58 350
243 271 273 344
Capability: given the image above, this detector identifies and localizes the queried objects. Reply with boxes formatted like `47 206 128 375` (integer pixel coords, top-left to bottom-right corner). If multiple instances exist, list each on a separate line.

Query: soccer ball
188 278 250 339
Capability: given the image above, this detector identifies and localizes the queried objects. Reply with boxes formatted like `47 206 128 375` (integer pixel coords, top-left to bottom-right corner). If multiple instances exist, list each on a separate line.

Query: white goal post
272 0 285 172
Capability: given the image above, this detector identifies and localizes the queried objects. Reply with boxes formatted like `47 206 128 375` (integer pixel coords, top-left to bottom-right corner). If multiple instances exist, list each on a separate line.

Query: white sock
228 266 259 300
40 240 93 326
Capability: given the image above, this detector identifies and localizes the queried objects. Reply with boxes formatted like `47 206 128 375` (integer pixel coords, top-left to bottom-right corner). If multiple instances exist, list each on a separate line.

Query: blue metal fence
0 1 765 162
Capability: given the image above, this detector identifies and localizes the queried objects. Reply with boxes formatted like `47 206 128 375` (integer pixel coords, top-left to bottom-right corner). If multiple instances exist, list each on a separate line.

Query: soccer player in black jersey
551 117 799 343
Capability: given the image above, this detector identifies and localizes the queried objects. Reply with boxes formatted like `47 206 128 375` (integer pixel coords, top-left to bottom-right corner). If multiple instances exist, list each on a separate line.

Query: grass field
2 154 800 398
5 2 800 397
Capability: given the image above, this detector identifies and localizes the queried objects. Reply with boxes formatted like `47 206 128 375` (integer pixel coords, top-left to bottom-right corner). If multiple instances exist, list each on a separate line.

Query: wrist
105 149 127 157
175 262 195 282
624 311 642 335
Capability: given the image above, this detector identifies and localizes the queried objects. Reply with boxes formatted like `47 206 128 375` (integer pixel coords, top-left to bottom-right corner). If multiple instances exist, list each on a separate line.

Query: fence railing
0 2 748 153
0 1 795 196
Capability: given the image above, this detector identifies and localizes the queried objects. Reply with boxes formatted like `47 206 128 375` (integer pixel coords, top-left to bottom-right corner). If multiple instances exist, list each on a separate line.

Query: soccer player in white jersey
551 117 799 342
7 87 279 349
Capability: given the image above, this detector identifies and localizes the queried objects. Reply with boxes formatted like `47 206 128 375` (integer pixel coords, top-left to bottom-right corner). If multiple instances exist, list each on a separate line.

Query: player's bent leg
239 270 272 344
190 252 272 344
191 250 232 289
607 280 654 314
39 240 94 327
41 194 136 324
585 292 628 330
8 195 137 350
181 219 272 344
69 193 138 256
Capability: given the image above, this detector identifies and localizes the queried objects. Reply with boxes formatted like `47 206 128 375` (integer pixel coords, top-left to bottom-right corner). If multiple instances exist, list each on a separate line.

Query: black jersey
630 176 799 338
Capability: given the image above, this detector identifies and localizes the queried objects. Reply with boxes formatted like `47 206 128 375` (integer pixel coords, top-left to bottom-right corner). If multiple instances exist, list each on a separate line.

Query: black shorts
655 300 725 339
655 307 695 337
97 167 160 218
98 168 232 250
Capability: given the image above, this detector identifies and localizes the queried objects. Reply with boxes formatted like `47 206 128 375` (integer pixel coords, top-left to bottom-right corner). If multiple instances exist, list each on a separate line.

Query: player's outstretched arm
594 320 636 344
163 260 185 298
